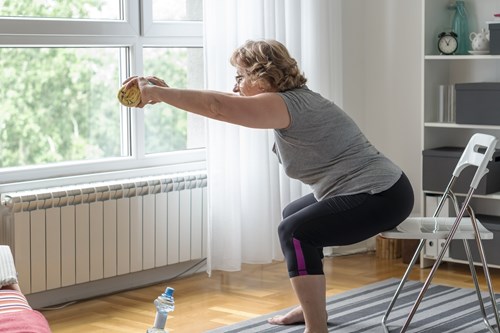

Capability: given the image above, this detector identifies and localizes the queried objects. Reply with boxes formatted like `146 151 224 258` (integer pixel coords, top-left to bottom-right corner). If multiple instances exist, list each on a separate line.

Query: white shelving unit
421 0 500 268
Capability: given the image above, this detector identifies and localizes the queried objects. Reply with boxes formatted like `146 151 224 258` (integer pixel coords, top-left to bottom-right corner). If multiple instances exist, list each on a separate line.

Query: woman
123 39 414 333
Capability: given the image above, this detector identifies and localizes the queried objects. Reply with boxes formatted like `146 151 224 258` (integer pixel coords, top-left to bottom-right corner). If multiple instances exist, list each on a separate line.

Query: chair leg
462 239 498 333
398 241 448 332
381 239 426 333
463 239 489 320
382 188 456 332
475 242 500 332
399 202 472 333
468 210 500 332
449 193 498 332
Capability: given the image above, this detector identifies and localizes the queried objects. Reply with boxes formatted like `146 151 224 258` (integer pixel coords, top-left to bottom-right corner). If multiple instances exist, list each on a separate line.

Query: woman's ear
256 79 271 92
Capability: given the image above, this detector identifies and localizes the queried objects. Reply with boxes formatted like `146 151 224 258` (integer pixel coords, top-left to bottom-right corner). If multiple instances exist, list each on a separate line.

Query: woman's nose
233 84 240 93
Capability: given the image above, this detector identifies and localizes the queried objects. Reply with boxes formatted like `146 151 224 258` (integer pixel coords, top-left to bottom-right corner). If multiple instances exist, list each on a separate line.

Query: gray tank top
274 87 402 201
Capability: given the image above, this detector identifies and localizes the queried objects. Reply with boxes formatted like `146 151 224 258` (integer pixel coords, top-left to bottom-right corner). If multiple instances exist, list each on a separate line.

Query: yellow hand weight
117 85 141 107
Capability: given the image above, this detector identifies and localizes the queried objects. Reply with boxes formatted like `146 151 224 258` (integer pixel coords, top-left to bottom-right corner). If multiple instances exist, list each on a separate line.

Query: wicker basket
375 235 402 259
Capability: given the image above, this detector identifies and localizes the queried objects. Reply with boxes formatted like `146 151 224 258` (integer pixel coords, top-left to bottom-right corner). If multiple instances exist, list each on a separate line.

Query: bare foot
268 306 305 325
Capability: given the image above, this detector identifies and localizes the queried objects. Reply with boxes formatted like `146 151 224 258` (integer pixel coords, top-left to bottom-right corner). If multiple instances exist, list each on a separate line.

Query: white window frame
0 0 206 193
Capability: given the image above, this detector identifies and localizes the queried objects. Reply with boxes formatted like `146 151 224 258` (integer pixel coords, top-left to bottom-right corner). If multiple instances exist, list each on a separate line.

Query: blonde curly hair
230 39 307 92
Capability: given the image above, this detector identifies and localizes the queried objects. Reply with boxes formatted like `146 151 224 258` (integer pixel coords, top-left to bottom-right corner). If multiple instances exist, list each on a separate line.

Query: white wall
342 0 423 214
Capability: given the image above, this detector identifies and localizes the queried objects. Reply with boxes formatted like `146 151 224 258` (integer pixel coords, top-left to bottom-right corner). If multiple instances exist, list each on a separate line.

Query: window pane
152 0 202 21
0 0 122 20
0 47 123 168
143 47 205 154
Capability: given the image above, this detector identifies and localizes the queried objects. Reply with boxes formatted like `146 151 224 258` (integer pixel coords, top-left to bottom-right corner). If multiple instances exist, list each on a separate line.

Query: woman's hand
121 76 169 108
145 76 169 88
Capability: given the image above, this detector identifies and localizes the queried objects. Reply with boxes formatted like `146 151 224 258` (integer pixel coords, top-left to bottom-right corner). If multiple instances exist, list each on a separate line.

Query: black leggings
278 173 414 278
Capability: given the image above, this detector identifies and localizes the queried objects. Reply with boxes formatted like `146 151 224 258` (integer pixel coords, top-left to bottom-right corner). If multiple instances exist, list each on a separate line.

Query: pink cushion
0 289 31 313
0 290 51 332
0 309 51 333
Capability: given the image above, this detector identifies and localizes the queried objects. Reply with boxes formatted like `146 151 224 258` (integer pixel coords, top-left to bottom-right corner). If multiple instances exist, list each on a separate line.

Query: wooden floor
41 252 500 333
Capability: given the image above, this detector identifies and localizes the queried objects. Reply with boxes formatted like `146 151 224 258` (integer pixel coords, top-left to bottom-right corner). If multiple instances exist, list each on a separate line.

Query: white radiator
0 171 207 296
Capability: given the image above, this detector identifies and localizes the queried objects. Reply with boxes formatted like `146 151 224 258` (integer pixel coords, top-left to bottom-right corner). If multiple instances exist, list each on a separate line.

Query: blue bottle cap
164 287 175 298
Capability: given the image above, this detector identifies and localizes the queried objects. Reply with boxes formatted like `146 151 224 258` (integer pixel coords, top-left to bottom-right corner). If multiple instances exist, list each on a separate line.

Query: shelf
424 122 500 130
425 55 500 60
422 0 500 272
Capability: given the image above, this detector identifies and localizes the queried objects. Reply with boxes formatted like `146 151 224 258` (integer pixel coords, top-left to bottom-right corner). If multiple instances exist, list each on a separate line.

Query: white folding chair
380 133 500 333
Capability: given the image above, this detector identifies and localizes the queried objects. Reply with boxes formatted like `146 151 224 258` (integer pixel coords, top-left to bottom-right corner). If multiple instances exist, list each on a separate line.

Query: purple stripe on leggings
293 238 307 276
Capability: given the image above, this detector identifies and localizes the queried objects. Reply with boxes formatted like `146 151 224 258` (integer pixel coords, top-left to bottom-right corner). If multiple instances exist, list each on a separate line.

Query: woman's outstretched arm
124 76 290 129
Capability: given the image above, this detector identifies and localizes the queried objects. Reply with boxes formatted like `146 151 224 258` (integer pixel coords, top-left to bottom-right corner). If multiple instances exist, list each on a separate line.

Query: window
152 0 203 21
0 47 122 167
0 0 205 188
143 47 205 154
0 0 122 20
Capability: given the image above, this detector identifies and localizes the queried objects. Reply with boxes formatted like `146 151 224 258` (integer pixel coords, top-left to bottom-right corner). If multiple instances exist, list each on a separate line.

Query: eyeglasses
235 75 244 85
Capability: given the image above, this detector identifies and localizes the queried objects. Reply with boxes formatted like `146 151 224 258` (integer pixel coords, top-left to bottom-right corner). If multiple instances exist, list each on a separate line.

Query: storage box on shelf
423 147 500 195
455 82 500 125
450 215 500 265
489 22 500 54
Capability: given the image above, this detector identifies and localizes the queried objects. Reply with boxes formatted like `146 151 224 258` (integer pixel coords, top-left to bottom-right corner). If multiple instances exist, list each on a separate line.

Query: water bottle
146 287 175 333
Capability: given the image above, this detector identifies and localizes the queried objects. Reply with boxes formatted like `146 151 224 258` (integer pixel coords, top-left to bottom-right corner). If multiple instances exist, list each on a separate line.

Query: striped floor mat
206 278 499 332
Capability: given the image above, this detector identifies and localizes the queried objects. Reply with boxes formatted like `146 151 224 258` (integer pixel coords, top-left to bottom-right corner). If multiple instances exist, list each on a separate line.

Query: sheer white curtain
203 0 343 274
